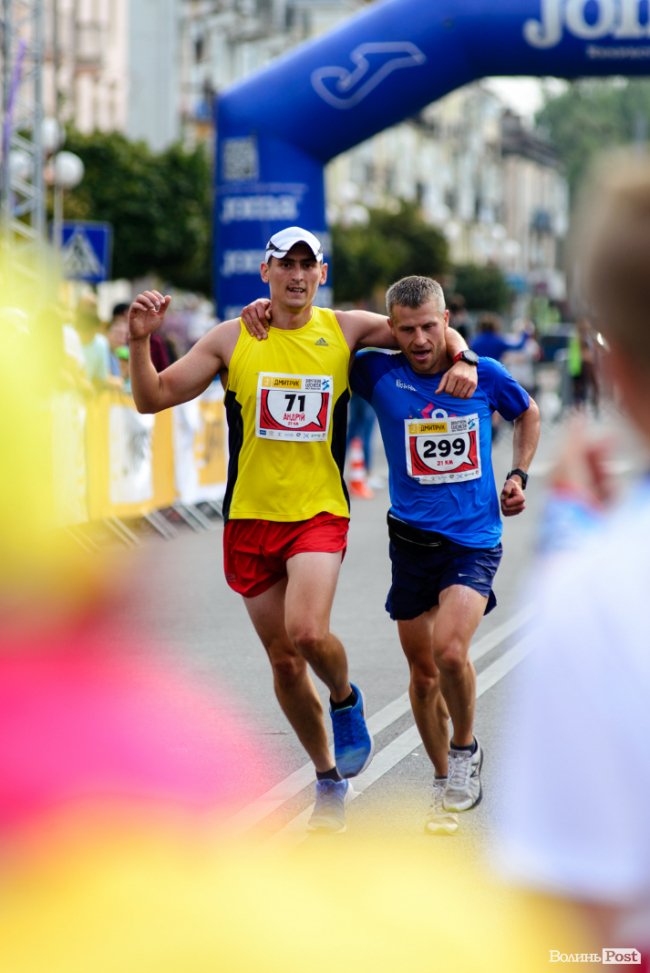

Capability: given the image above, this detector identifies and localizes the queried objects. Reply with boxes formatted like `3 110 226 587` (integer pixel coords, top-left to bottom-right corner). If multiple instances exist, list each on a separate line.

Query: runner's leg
431 584 487 747
244 579 334 773
397 608 450 777
284 550 352 703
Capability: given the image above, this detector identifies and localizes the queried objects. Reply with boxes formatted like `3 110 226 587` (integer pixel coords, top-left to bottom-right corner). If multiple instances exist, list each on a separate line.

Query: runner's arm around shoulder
335 307 470 356
128 290 236 413
500 396 541 518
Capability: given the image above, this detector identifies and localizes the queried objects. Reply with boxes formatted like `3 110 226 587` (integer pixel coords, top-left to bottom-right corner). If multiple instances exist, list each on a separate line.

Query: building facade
326 84 567 300
45 0 178 152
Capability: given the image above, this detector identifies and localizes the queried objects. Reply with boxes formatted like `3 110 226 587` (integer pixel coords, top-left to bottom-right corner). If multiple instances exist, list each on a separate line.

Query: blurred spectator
115 345 131 393
75 295 114 388
161 330 181 365
447 292 472 343
149 326 171 372
107 302 131 379
472 314 535 442
502 320 542 398
567 316 600 414
110 299 172 374
495 147 650 967
470 313 530 362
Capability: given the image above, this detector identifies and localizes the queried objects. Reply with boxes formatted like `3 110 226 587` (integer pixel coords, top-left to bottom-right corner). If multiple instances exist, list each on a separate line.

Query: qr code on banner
222 138 259 182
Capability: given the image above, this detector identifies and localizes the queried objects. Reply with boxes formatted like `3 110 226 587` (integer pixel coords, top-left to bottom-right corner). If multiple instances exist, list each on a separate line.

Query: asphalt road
113 397 640 847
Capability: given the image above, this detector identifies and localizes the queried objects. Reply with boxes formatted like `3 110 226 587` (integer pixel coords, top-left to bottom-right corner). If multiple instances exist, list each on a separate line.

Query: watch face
462 350 479 365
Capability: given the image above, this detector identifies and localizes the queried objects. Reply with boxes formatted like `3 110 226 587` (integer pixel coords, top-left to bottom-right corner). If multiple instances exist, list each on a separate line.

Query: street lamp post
50 149 84 250
42 117 85 250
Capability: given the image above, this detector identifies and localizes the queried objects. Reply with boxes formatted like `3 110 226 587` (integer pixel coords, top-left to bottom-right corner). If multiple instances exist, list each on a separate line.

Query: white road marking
228 610 533 835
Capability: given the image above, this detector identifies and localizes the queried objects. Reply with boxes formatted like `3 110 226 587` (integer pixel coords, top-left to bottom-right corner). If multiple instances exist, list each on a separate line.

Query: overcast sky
484 76 568 118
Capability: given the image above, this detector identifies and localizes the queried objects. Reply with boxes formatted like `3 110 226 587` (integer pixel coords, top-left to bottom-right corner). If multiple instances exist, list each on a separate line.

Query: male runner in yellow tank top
128 227 476 833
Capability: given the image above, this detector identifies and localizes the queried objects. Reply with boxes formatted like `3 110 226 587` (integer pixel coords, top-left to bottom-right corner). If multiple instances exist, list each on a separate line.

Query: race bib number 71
405 410 481 484
256 372 333 441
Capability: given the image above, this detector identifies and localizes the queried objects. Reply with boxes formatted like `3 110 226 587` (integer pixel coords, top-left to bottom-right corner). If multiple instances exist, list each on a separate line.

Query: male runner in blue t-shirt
351 276 540 835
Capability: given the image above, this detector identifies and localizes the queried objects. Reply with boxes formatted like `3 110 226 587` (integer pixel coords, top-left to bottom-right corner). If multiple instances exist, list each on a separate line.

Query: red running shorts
223 512 349 598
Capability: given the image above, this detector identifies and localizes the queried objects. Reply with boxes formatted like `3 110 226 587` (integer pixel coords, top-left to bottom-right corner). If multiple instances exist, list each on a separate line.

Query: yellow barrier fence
51 383 228 530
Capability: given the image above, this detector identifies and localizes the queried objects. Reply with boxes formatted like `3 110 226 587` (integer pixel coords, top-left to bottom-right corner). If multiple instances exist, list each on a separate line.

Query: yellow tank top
223 307 351 522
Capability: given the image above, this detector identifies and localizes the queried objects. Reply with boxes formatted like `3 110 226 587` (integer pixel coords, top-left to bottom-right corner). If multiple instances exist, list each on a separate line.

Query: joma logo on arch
524 0 650 49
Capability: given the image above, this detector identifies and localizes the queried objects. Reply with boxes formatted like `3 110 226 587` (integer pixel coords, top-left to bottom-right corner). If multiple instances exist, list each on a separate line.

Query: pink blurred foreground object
0 621 270 832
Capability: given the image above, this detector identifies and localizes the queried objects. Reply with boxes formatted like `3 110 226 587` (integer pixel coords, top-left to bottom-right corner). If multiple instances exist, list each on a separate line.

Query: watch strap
453 350 479 365
506 468 528 489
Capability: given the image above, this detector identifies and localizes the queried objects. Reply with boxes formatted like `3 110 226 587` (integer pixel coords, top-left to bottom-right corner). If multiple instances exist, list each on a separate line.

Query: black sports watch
453 349 479 366
506 468 528 490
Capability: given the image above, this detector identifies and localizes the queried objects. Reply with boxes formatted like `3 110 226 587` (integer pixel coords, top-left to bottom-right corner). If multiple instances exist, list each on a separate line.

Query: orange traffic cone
348 436 374 499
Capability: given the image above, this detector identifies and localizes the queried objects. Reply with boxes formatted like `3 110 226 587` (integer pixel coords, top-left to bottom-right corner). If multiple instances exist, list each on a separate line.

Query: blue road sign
60 221 113 283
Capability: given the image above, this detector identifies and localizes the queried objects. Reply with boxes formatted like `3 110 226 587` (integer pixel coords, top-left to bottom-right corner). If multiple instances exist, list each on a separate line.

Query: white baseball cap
265 226 324 263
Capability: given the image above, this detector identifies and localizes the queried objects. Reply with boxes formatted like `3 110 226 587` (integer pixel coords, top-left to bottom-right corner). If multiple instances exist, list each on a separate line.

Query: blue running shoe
307 779 351 833
330 684 374 778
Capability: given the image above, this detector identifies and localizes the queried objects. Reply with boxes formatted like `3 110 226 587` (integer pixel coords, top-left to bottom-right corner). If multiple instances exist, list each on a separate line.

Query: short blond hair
386 276 446 316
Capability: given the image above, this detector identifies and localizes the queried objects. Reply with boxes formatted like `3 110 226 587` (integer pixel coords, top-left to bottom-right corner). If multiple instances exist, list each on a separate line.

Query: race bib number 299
405 411 481 484
256 373 333 441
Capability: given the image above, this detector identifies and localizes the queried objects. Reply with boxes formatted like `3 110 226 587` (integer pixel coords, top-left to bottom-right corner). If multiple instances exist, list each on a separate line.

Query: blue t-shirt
350 351 529 547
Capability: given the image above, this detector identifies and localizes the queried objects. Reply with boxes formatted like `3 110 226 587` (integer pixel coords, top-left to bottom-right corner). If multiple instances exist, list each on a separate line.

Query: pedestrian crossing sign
60 221 113 283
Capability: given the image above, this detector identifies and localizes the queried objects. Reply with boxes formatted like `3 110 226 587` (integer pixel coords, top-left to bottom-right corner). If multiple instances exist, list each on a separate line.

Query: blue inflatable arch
215 0 650 318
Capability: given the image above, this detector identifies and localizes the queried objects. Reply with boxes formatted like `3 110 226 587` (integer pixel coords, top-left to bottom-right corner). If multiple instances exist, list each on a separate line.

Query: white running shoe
443 740 483 812
424 778 459 835
307 778 351 833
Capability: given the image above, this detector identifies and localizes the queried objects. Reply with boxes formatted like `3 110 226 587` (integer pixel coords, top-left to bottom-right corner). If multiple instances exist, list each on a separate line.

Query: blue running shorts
385 521 502 621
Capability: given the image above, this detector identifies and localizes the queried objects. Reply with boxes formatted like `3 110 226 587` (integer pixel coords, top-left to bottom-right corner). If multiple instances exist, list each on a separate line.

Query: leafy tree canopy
60 130 213 294
331 200 450 305
536 78 650 200
451 263 511 313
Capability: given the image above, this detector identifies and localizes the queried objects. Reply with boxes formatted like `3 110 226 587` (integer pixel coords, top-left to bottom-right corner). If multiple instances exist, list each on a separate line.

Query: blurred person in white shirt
495 148 650 970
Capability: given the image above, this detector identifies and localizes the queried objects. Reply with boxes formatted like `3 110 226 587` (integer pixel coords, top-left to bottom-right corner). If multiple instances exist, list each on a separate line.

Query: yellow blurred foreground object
1 823 592 973
0 252 104 626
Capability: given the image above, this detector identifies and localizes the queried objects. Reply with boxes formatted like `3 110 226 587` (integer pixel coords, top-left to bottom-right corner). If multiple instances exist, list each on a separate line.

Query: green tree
536 79 650 200
60 130 213 294
451 263 511 313
331 200 449 304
